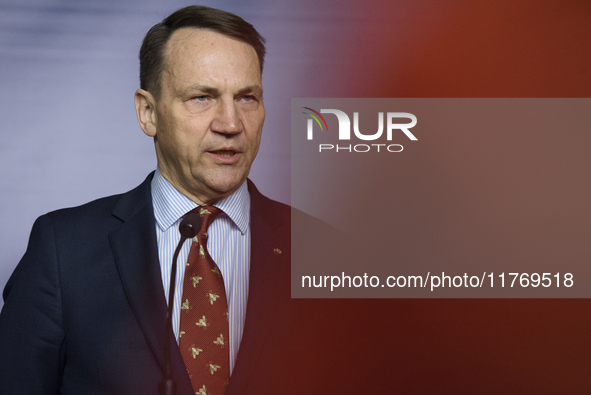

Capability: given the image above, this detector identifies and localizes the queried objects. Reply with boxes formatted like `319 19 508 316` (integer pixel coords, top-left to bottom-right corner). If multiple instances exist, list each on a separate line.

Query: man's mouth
210 149 238 157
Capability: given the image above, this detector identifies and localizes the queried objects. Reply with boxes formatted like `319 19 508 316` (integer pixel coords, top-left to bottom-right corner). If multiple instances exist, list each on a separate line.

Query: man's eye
193 96 208 102
242 96 254 102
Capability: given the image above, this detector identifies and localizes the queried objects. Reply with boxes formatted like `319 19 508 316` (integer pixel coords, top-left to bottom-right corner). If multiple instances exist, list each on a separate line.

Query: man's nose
211 99 243 135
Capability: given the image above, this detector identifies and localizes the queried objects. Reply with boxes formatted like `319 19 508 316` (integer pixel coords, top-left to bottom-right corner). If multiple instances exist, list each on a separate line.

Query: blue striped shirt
151 169 250 373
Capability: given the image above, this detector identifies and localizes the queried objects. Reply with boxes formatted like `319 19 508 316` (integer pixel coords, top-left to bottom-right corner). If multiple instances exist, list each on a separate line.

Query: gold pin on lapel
273 248 282 255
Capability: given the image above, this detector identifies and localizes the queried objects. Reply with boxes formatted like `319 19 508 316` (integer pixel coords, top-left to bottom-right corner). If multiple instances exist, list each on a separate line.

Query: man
0 6 302 395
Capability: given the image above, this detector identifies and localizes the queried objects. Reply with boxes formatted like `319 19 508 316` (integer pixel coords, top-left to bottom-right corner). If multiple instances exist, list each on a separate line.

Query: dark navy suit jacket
0 173 296 394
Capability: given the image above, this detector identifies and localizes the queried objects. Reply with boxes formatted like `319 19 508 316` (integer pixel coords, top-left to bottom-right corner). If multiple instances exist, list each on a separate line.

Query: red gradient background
283 0 591 393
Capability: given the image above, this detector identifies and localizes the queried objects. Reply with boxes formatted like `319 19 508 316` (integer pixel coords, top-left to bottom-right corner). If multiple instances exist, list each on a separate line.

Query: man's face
151 28 265 205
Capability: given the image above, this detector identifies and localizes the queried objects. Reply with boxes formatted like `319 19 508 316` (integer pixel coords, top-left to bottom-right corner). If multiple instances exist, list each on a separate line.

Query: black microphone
179 213 201 240
159 212 201 395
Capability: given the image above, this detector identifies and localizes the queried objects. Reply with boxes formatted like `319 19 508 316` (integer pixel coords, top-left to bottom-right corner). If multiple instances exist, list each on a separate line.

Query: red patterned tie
179 206 230 395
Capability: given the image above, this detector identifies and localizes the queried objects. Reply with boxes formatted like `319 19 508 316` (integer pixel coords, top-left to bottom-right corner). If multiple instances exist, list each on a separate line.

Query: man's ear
134 89 158 137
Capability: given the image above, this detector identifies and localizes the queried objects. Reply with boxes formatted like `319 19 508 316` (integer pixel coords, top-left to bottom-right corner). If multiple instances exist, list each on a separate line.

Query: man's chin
204 177 248 200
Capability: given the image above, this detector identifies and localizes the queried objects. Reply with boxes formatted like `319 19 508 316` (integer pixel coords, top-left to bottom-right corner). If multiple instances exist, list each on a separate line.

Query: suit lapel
226 181 291 394
108 174 194 395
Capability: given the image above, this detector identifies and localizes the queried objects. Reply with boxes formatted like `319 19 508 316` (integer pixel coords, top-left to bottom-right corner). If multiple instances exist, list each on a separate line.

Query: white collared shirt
151 169 250 373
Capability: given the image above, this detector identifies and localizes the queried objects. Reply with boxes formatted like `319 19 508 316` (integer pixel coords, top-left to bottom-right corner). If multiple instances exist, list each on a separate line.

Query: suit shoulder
247 179 290 224
46 193 122 221
43 173 153 227
247 179 339 235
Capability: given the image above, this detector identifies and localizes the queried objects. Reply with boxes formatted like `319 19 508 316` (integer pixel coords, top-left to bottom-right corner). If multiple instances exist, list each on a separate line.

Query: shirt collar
151 169 250 234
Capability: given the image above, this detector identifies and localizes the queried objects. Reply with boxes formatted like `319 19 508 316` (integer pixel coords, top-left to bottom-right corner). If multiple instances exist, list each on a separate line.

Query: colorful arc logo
302 107 328 139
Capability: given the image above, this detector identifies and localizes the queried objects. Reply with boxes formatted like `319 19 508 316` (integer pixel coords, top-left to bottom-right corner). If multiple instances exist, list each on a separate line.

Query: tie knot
193 206 222 235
